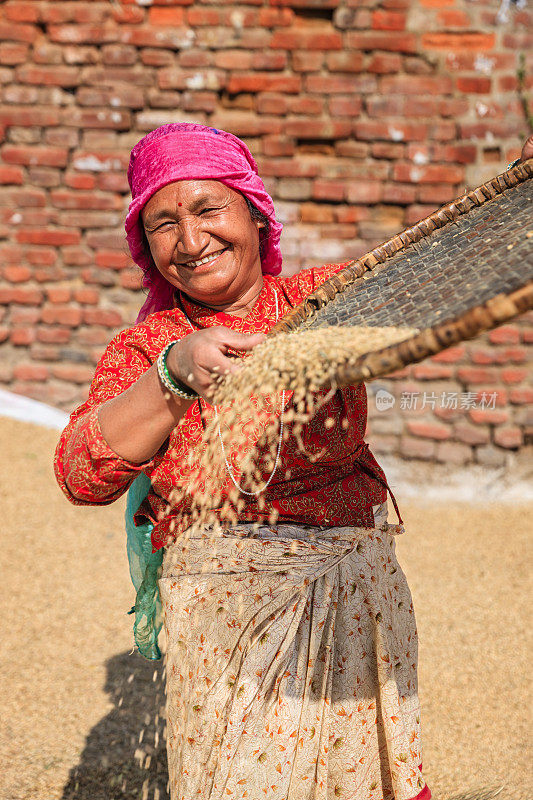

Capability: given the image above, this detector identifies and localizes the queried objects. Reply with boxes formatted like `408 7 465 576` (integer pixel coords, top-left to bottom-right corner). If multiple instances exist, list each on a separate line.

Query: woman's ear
255 219 266 230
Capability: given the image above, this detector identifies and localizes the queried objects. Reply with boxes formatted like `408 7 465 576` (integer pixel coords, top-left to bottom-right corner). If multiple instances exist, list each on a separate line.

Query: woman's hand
167 326 266 400
519 134 533 163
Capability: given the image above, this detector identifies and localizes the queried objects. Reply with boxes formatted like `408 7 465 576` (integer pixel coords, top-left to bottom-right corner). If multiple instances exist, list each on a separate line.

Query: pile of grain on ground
2 418 530 800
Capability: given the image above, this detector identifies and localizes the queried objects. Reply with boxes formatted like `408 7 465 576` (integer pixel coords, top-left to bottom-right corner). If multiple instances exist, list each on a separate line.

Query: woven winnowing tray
270 159 533 385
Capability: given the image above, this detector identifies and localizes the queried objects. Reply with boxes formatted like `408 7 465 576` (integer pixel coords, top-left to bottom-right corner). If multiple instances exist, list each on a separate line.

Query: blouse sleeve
53 326 162 506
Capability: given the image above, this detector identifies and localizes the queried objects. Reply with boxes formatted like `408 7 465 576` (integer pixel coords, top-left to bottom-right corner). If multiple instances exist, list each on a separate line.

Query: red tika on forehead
125 123 283 323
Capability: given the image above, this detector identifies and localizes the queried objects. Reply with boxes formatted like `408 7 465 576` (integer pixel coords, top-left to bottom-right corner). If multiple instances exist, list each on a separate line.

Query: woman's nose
175 218 209 256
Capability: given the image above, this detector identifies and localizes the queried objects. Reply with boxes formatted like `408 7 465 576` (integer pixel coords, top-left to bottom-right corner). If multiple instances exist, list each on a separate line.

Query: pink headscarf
125 123 283 323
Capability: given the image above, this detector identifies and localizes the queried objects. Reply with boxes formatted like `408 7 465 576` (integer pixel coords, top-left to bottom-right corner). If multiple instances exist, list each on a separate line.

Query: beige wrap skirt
159 503 430 800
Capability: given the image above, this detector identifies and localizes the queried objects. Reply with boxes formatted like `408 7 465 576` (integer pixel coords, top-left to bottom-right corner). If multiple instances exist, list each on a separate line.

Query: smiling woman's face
141 179 265 311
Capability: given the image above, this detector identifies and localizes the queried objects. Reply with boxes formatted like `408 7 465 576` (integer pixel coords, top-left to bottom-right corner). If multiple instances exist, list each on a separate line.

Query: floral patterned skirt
159 504 430 800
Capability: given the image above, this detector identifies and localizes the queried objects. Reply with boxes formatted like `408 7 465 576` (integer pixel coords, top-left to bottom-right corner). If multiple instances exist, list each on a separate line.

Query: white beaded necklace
183 286 286 496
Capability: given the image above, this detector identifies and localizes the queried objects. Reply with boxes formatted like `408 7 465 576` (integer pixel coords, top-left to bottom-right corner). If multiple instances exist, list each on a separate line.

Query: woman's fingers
165 327 266 399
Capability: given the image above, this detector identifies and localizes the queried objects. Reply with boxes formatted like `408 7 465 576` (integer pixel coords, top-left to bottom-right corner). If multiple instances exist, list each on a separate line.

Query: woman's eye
155 221 174 231
200 207 218 215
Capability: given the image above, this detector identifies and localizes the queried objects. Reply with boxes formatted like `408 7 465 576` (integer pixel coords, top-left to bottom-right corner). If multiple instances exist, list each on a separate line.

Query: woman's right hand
166 326 265 400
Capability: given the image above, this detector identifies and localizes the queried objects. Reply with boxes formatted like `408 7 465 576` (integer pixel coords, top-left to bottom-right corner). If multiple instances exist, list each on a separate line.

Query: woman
53 124 531 800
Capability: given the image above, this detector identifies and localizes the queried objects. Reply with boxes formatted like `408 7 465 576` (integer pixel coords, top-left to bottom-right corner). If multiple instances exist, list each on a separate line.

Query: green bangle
157 341 198 400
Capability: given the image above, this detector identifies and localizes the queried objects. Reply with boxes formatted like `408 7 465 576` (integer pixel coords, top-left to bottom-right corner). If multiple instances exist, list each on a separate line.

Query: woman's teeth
185 249 226 268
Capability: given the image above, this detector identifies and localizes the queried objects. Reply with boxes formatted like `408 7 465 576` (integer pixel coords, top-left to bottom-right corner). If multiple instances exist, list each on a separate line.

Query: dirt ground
1 416 531 800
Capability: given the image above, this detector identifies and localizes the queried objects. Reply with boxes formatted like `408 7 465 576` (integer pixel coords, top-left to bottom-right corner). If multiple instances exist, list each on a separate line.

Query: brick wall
0 0 531 465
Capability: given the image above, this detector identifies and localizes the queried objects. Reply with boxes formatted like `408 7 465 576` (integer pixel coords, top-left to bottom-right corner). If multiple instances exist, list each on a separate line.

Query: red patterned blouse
54 263 402 551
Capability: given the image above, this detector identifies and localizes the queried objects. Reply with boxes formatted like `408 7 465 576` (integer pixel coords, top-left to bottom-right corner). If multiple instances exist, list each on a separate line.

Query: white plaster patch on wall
73 155 122 172
185 73 206 90
474 55 495 75
413 151 429 166
388 126 404 142
476 101 489 117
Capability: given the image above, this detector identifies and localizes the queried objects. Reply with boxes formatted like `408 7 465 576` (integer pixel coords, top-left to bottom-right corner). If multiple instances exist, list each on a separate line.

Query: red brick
469 408 509 425
493 426 522 449
270 29 343 51
252 51 288 71
457 366 498 384
488 325 520 344
11 326 37 346
4 2 40 23
367 53 402 74
149 7 186 25
37 327 72 344
0 41 29 65
422 32 495 51
41 305 82 327
14 363 48 381
227 73 301 94
46 286 71 304
73 288 99 305
256 93 289 116
16 64 79 86
382 183 416 204
48 24 119 45
111 5 145 24
285 119 351 139
346 32 417 53
326 52 364 73
500 368 529 385
435 441 472 465
61 108 131 130
258 8 294 26
50 190 121 211
372 10 406 30
119 270 143 291
0 165 24 184
393 163 464 184
412 363 454 380
16 229 81 246
120 26 188 49
1 145 68 168
3 265 31 283
0 287 43 305
0 22 38 43
509 387 533 405
27 248 57 266
312 180 346 202
307 74 377 94
454 421 490 446
381 75 453 95
456 76 491 94
0 107 60 127
400 435 436 459
300 203 335 224
83 308 123 327
289 96 324 115
95 251 131 270
437 9 471 27
262 136 295 157
431 345 465 364
51 364 96 384
292 51 324 72
214 50 253 71
354 120 428 142
346 182 382 204
64 173 97 191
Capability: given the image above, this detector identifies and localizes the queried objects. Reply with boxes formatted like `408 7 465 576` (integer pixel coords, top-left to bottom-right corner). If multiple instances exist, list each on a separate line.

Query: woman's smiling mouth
182 247 229 269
